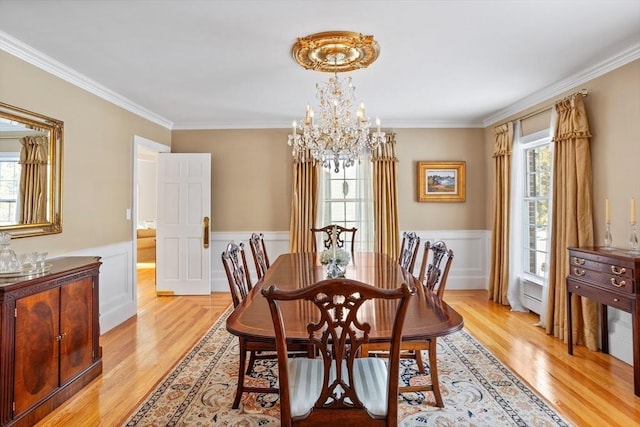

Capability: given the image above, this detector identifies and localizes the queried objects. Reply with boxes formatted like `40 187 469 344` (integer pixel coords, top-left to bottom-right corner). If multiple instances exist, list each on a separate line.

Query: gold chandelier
288 31 385 173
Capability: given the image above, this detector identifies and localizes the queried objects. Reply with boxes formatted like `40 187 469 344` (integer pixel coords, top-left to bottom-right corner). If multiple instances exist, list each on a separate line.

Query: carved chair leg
428 338 444 408
246 350 258 375
233 338 248 409
415 348 425 374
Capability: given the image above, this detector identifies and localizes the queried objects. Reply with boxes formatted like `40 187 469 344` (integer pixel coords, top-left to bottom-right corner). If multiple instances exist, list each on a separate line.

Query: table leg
601 304 609 354
567 283 573 355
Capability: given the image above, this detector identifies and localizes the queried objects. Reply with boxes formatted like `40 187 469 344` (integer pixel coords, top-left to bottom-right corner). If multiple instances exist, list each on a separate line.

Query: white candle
605 198 610 223
376 117 381 133
292 120 297 135
632 198 637 224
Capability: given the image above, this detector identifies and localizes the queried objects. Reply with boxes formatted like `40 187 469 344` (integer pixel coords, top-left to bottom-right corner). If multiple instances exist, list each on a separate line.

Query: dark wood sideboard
566 246 640 397
0 256 102 427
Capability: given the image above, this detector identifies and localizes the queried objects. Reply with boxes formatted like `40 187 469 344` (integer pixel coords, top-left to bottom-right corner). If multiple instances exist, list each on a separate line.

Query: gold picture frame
417 161 466 202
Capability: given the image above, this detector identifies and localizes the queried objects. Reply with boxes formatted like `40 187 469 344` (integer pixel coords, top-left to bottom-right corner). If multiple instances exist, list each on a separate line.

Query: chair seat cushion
288 357 389 418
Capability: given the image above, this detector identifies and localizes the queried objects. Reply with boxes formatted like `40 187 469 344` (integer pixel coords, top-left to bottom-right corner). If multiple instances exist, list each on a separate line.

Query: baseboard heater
521 279 543 315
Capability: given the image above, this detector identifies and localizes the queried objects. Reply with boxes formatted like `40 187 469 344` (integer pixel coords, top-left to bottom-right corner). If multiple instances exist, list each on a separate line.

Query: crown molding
0 31 173 130
483 42 640 127
3 29 637 132
171 118 485 130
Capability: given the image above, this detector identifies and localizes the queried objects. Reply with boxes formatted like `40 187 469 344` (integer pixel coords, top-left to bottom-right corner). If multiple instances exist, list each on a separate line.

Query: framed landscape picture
417 161 466 202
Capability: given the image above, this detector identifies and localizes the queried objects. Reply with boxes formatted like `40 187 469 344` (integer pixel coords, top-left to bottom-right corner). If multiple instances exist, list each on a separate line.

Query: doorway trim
132 135 170 297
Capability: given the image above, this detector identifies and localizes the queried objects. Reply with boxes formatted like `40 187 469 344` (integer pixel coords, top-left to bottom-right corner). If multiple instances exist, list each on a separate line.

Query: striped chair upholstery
262 278 414 425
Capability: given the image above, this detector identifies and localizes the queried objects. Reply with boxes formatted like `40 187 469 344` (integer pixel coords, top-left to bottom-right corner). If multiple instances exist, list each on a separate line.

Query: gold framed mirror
0 102 62 238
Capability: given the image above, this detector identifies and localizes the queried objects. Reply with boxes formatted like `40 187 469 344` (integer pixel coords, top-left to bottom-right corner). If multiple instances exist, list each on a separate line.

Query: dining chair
397 240 454 407
398 231 420 275
248 232 270 280
221 241 313 409
362 240 454 407
311 224 357 255
262 278 414 426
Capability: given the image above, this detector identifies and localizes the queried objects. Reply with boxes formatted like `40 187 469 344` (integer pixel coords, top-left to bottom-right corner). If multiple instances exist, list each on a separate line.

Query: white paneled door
156 153 211 295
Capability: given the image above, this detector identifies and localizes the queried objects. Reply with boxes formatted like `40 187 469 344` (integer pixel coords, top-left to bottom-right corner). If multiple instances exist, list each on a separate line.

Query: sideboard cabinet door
13 287 60 416
60 276 94 384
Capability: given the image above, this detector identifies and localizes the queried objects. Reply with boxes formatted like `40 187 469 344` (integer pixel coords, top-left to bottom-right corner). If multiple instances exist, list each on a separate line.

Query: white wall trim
64 241 135 334
211 230 491 292
61 231 631 368
0 31 173 129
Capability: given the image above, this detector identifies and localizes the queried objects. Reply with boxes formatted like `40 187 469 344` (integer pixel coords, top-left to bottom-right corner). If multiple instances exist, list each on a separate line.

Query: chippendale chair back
417 240 455 298
262 278 414 426
398 231 420 275
221 241 253 308
311 224 357 255
249 232 270 280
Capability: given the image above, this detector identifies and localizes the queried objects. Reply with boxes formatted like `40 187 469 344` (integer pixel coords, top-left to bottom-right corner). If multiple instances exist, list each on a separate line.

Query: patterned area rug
124 307 571 426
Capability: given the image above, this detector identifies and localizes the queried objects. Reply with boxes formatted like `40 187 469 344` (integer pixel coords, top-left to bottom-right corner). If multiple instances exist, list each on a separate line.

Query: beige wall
393 128 487 230
171 127 487 233
484 59 640 247
0 52 171 255
171 129 293 232
3 48 637 254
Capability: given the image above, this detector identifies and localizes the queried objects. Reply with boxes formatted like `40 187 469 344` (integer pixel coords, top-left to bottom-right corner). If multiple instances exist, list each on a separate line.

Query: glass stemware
0 232 20 273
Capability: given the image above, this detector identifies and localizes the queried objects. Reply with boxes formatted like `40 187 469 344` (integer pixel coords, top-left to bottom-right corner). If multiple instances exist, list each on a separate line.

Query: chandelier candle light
288 31 386 173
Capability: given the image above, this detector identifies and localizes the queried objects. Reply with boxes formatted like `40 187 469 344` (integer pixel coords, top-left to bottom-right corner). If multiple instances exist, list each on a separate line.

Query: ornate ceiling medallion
288 31 385 173
292 31 380 72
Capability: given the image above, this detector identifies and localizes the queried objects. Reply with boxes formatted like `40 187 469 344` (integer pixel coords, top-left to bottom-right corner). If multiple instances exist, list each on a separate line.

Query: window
0 156 20 225
318 161 373 251
522 135 552 280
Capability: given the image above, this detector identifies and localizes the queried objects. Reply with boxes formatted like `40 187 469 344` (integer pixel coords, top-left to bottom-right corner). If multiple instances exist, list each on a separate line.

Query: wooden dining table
226 252 464 344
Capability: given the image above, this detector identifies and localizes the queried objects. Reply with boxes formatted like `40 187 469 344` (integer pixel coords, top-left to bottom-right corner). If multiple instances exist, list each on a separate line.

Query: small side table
566 246 640 397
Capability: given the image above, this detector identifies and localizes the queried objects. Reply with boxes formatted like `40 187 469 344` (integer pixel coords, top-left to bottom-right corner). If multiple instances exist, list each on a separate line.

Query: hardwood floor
35 265 639 426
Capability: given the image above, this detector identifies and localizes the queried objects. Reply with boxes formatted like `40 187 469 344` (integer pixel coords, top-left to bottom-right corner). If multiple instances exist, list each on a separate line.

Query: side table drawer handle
572 257 585 265
610 265 626 275
609 278 626 288
572 268 585 277
613 298 620 302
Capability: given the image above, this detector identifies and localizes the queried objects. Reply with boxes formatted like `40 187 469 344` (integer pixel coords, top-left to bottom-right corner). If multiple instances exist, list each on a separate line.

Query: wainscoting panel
63 234 632 366
212 231 290 292
66 241 135 334
412 230 490 290
211 230 491 292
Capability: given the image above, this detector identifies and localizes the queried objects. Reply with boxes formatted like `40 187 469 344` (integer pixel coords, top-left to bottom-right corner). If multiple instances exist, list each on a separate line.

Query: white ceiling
1 0 639 130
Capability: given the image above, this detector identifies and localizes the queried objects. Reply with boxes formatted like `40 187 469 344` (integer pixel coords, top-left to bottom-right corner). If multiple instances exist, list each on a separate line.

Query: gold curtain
289 150 318 253
488 123 513 305
372 133 399 258
19 135 48 224
545 94 597 350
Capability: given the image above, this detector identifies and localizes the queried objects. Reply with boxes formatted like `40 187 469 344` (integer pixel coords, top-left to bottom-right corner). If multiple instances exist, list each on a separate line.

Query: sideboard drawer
569 249 638 293
569 266 636 293
568 279 633 312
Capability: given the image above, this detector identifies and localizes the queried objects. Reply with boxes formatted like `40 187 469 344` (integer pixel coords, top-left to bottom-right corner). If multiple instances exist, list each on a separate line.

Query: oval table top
226 252 464 343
